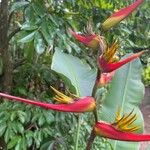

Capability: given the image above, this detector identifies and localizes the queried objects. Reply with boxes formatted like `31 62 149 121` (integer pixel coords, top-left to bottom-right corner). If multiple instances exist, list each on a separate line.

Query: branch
8 11 14 26
13 58 26 70
8 27 21 41
86 53 101 150
86 130 96 150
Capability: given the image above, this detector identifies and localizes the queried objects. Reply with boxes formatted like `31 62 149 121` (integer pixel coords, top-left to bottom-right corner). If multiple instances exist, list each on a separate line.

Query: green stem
75 115 81 150
35 54 39 64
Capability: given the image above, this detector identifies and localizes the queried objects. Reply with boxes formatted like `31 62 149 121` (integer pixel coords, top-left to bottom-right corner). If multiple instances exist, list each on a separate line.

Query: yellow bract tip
103 41 119 63
112 109 140 132
50 86 74 104
115 107 122 122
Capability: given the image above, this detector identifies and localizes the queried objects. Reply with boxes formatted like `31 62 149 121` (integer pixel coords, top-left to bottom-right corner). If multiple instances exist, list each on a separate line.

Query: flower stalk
86 130 96 150
86 59 101 150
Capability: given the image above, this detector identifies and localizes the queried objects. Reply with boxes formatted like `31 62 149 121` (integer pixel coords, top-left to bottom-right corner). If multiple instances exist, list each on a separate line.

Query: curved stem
86 68 101 149
86 130 96 150
75 115 81 150
92 69 101 122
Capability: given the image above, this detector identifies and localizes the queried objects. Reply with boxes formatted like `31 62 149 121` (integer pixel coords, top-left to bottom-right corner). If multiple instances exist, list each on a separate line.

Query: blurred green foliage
0 0 149 149
143 58 150 86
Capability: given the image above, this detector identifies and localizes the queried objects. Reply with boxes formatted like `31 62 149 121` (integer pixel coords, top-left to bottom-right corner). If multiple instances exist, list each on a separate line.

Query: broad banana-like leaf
51 50 97 97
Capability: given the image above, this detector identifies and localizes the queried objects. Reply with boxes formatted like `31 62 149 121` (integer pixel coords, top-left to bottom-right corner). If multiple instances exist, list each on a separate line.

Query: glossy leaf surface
51 50 97 96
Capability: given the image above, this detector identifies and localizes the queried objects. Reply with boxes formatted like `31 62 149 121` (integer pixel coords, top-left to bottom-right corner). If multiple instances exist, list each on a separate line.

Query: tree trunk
0 0 13 92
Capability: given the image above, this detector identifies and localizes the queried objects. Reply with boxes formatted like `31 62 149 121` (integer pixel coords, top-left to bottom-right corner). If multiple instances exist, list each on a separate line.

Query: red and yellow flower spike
102 0 144 31
94 110 150 141
98 41 145 73
70 29 106 50
0 92 96 113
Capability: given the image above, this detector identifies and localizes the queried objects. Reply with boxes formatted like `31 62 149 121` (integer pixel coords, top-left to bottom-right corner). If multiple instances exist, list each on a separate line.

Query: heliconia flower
94 110 150 141
98 41 144 73
70 29 106 50
0 90 96 113
96 71 115 86
102 0 144 31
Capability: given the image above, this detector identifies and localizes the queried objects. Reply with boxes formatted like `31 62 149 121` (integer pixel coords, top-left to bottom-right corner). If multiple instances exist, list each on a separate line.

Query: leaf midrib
113 63 132 150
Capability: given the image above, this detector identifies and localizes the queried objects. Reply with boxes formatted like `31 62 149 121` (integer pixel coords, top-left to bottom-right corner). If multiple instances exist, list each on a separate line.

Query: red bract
98 41 144 73
94 110 150 141
70 30 105 49
99 51 144 73
94 121 150 142
0 93 96 113
102 0 143 31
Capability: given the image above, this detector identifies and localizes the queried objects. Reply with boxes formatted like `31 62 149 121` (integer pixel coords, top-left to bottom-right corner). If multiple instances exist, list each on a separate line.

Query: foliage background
0 0 150 149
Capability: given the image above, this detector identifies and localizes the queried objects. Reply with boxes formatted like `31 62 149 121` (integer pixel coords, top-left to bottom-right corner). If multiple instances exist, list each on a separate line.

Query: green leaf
43 111 55 124
17 111 27 123
25 130 33 147
68 41 81 53
10 112 16 121
51 50 97 96
40 141 54 150
7 136 21 149
19 137 26 150
0 122 6 136
5 128 11 143
32 2 46 17
38 115 45 126
100 54 144 149
18 87 27 96
34 131 42 148
21 22 38 31
11 122 18 134
24 41 35 62
17 123 24 134
15 138 21 150
41 21 52 45
10 1 29 13
34 32 45 55
18 31 36 43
